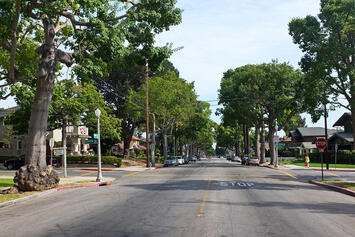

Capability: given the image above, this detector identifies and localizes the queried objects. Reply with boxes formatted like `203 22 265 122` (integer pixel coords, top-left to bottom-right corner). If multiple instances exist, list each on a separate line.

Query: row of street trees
217 0 354 163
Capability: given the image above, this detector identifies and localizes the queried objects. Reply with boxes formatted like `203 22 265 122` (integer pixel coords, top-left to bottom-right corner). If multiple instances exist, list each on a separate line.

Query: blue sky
0 0 347 134
155 0 347 133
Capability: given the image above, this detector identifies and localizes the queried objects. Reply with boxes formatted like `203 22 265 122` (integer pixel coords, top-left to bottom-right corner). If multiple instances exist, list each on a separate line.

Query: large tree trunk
268 122 275 165
255 123 260 160
235 138 241 157
260 121 266 164
15 18 63 192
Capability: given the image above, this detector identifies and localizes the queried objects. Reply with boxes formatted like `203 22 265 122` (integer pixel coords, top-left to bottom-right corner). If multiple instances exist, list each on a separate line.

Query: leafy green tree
0 0 181 190
218 61 307 165
128 72 197 159
289 0 355 147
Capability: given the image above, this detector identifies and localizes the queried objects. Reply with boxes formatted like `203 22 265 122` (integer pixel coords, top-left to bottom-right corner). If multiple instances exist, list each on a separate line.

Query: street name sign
53 148 65 156
94 133 98 139
316 138 328 152
85 139 97 144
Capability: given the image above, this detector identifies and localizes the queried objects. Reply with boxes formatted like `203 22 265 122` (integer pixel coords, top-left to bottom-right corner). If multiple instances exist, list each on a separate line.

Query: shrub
308 150 355 164
66 155 122 167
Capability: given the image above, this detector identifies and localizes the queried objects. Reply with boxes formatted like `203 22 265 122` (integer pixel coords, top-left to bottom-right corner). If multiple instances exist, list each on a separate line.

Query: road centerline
198 179 211 217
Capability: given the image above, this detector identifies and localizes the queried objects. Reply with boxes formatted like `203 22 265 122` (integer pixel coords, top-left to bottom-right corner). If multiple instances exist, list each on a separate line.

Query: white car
231 156 241 162
175 156 184 165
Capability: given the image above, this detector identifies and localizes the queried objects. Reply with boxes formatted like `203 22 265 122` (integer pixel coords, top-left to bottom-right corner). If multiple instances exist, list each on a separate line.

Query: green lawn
321 181 355 191
280 160 355 169
0 178 14 188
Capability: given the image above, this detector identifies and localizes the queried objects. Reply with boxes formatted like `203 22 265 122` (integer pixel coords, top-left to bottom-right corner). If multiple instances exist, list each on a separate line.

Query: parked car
183 156 189 164
4 155 25 170
4 155 58 170
241 155 249 165
176 156 184 165
226 156 232 161
164 157 178 167
188 155 197 162
195 155 201 161
248 157 259 166
231 156 241 162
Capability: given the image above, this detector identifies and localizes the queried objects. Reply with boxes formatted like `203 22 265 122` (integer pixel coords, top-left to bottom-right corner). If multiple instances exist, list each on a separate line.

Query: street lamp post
95 108 103 182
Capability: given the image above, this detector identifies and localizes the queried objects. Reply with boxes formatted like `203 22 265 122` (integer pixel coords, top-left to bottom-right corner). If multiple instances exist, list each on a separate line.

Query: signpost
49 138 54 166
316 138 328 180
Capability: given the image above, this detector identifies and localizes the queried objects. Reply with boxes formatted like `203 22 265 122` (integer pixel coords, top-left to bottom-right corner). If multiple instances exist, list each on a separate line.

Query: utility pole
324 103 329 170
145 59 150 168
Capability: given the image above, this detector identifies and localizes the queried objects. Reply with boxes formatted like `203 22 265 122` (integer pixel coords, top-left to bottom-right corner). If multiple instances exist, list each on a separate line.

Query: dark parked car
183 156 189 164
4 155 58 170
241 155 249 165
4 155 25 170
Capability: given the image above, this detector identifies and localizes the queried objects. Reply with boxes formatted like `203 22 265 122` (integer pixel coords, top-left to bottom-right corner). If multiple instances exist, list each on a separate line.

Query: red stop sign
316 138 328 152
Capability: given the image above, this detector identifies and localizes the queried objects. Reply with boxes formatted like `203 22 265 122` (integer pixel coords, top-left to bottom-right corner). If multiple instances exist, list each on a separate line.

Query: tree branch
54 18 70 33
55 49 74 67
8 0 21 83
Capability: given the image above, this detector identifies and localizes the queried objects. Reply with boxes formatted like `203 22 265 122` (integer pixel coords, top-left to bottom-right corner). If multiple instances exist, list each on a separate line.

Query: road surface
1 159 354 237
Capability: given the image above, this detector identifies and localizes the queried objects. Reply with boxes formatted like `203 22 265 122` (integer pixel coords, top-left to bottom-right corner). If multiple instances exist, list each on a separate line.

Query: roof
333 113 351 127
0 106 20 118
296 127 338 138
329 132 353 143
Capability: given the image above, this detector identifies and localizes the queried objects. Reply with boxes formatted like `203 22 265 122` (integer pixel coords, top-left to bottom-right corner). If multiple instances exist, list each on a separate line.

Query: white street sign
53 148 65 156
49 138 54 148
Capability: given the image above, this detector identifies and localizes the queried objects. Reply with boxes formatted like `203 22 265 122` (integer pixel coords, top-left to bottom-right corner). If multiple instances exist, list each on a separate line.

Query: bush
66 155 122 167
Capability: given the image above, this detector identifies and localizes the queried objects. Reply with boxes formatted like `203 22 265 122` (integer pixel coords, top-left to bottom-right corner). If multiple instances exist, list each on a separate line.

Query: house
47 126 91 155
0 107 26 156
111 136 146 156
0 106 91 157
328 113 353 150
289 127 338 155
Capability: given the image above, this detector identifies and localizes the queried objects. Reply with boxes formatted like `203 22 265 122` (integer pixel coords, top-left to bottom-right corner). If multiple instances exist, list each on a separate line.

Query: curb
56 181 112 191
309 180 355 197
312 169 355 172
0 181 114 209
0 189 57 209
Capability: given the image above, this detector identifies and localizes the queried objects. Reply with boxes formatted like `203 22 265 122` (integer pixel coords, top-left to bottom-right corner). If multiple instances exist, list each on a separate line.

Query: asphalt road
1 159 354 237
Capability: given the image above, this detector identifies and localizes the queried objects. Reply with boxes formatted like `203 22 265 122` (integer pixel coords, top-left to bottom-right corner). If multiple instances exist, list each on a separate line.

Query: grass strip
280 160 355 169
0 192 38 204
321 181 355 191
0 178 14 188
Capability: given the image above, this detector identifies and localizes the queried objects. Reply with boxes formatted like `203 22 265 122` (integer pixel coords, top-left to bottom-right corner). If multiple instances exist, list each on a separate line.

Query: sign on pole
94 133 98 139
53 147 65 156
49 138 54 148
85 139 97 144
315 138 328 152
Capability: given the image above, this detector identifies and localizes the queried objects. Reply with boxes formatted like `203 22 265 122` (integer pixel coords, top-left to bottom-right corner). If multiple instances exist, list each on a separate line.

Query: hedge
65 155 122 167
0 155 122 167
308 150 355 164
